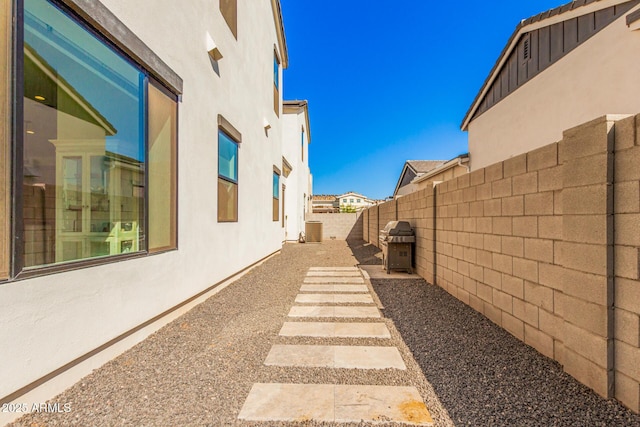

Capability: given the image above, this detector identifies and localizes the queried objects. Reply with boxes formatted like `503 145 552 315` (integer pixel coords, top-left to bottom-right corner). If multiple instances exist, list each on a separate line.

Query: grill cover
381 221 414 236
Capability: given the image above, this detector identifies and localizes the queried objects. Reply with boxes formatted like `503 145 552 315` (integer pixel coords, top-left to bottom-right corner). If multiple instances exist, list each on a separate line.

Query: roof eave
283 100 311 144
412 154 470 184
271 0 289 69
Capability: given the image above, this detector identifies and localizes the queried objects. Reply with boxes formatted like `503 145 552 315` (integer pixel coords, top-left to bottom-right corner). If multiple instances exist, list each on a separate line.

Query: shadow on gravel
346 238 382 265
371 277 640 427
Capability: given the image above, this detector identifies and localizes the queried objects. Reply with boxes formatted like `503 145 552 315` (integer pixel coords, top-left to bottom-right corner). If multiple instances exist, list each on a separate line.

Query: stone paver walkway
238 266 433 425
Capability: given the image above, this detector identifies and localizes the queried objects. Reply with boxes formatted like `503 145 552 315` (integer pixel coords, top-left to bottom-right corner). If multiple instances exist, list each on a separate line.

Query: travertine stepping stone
238 383 433 425
264 345 406 369
279 322 391 338
300 284 369 293
308 267 359 271
306 271 362 277
295 294 374 304
288 305 380 318
304 277 364 284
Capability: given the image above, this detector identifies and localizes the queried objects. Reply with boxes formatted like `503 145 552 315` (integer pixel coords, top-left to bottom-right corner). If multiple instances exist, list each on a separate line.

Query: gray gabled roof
406 160 447 174
393 160 446 197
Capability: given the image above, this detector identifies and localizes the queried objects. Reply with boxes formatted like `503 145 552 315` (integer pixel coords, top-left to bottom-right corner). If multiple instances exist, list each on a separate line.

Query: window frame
272 167 280 222
218 127 239 223
273 49 280 116
219 0 238 39
9 0 182 280
148 80 179 254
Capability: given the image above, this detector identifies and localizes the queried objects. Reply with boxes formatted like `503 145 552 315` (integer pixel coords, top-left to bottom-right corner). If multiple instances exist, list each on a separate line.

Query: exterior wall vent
523 35 531 62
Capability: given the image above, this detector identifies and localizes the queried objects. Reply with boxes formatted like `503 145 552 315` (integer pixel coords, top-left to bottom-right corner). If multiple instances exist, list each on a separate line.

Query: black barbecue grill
379 221 415 274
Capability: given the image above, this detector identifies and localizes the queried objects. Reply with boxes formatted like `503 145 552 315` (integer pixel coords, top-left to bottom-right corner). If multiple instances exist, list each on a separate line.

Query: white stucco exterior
466 2 640 170
282 101 312 242
0 0 302 415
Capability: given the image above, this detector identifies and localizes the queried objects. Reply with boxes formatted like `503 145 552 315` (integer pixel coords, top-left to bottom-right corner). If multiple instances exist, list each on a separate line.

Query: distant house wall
468 4 640 170
363 114 640 413
307 212 362 241
282 105 311 241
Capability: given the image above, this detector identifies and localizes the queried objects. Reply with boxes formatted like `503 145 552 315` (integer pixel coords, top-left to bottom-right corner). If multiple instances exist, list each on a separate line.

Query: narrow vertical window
220 0 237 39
218 130 238 222
22 0 145 267
0 0 9 278
281 184 285 227
272 170 279 221
148 84 177 252
273 51 280 116
301 126 304 162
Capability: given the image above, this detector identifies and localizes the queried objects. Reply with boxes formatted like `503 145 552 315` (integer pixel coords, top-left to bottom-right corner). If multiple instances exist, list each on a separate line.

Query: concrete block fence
362 114 640 413
306 212 362 241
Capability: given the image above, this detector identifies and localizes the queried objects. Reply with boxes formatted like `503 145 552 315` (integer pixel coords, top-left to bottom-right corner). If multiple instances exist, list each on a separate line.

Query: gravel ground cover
9 241 453 427
372 278 640 427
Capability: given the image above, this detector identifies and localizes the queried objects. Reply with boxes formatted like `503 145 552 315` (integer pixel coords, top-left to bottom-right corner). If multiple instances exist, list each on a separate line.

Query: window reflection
23 0 145 267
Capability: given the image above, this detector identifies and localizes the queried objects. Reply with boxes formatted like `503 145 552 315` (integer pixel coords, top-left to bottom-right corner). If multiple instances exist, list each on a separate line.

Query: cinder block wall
613 115 640 411
363 114 640 413
306 212 362 241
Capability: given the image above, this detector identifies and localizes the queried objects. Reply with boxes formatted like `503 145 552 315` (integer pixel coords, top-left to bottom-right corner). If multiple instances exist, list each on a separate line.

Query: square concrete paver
238 383 433 425
304 277 364 284
264 345 406 369
279 322 391 338
334 385 433 424
306 271 362 277
295 294 374 304
238 383 334 422
288 305 380 318
299 284 369 293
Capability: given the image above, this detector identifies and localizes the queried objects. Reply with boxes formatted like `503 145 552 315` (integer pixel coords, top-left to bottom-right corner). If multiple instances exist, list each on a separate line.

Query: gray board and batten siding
470 0 638 122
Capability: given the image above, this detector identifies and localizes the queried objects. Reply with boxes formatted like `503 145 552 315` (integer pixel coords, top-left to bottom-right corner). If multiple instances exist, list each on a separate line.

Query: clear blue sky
281 0 565 200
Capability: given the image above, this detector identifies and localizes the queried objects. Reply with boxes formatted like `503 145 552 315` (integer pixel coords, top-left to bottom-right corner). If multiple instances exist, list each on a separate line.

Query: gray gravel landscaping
9 239 640 426
9 241 452 427
371 278 640 427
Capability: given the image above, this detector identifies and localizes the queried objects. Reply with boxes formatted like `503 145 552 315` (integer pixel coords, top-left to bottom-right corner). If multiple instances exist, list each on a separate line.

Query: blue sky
281 0 565 200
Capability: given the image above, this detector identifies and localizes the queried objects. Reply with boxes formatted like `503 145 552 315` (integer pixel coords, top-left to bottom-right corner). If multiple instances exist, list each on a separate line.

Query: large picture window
18 0 179 270
218 130 238 222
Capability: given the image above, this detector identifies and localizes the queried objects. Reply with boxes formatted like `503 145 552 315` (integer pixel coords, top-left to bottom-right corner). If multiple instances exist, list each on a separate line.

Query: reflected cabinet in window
20 0 177 269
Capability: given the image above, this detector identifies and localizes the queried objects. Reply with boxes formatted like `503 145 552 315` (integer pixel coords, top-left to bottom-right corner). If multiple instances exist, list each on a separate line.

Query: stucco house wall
282 101 311 241
0 0 297 419
466 1 640 170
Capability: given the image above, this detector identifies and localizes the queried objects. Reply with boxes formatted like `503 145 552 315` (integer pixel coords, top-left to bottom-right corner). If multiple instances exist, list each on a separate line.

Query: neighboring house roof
283 100 311 144
270 0 289 68
25 44 117 136
393 160 446 197
337 192 369 200
412 154 470 185
312 195 337 202
460 0 639 130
